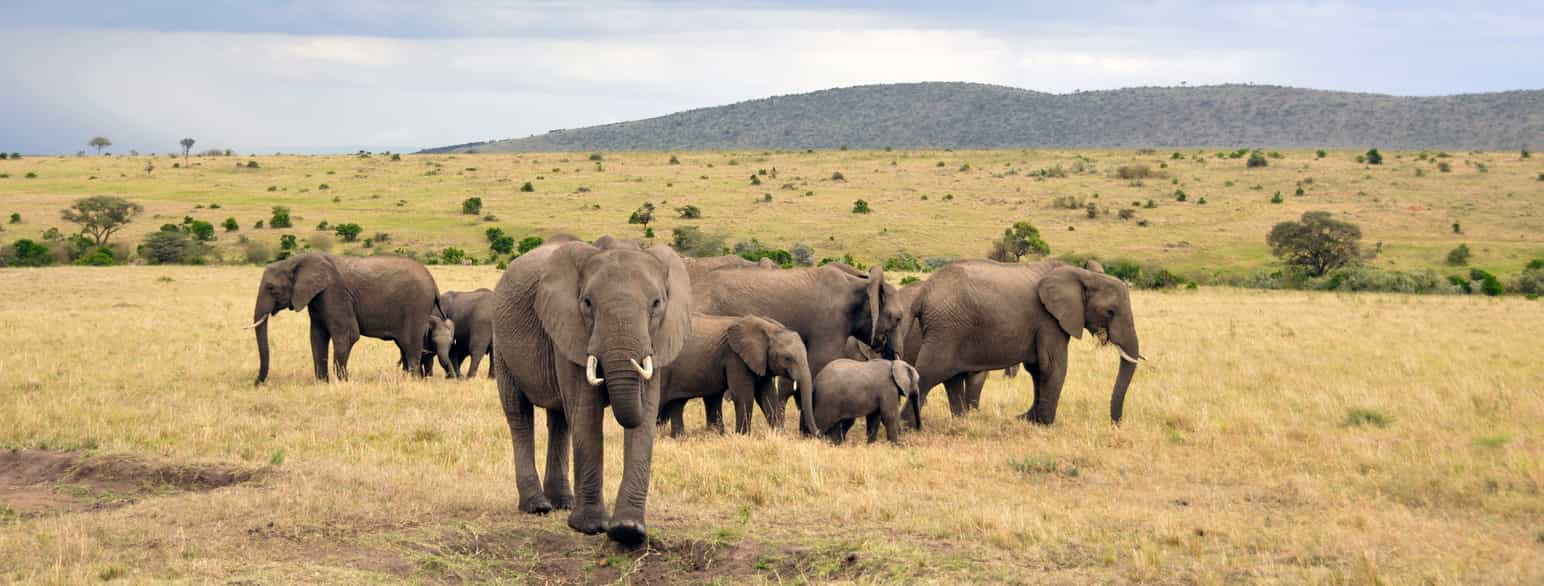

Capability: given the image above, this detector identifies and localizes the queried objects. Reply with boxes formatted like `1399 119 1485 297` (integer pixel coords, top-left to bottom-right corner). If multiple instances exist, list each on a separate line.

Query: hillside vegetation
3 149 1541 283
422 83 1544 153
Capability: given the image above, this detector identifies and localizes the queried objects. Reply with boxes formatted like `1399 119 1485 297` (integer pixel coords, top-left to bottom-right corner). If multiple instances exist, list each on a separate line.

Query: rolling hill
421 82 1544 153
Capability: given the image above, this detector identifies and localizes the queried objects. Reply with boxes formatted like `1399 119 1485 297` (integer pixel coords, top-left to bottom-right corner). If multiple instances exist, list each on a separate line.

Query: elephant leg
882 406 901 444
753 377 782 431
703 393 726 434
607 382 660 547
309 320 331 381
865 412 881 444
331 331 359 382
1024 359 1066 425
565 381 608 535
965 371 988 410
543 410 574 509
943 374 968 416
668 400 687 438
726 366 758 434
903 347 955 429
467 335 490 382
497 370 550 514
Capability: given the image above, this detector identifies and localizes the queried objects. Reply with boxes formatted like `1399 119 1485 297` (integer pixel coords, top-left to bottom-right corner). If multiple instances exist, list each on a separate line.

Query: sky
2 1 1541 155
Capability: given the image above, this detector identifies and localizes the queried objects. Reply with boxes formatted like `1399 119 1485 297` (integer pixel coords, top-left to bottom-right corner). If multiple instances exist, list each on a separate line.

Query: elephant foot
567 508 609 535
545 491 574 510
1020 410 1054 426
518 495 554 515
606 519 648 548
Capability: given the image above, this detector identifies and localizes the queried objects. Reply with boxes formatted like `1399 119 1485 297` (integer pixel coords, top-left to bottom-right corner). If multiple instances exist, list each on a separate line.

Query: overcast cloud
2 1 1540 154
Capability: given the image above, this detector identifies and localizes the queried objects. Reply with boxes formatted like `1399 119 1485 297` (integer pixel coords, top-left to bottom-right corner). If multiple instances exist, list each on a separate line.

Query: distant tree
988 221 1050 262
1365 148 1383 165
1247 151 1269 168
462 197 483 215
60 196 143 246
1451 222 1462 234
852 199 871 214
7 239 53 267
140 230 196 264
269 206 292 228
334 223 362 242
1522 146 1531 159
1267 211 1364 277
668 155 681 165
1315 149 1327 159
1445 244 1471 266
223 217 240 232
1086 202 1098 218
490 234 515 254
628 202 655 230
180 138 195 163
89 136 112 155
520 181 535 192
790 242 815 266
187 220 216 242
8 212 20 224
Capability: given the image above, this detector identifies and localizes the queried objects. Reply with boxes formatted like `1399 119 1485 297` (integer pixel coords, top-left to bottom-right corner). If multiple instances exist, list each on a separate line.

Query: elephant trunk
792 365 817 438
602 354 647 429
253 297 273 385
1109 329 1140 423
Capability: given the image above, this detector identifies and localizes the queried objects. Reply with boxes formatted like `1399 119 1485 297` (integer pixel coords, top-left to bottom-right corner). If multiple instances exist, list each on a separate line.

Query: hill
420 83 1544 153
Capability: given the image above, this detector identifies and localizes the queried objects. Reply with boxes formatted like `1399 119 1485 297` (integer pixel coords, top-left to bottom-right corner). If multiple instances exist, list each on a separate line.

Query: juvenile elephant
812 358 919 444
900 260 1142 429
491 238 691 546
417 315 458 378
655 315 815 437
250 253 439 384
439 288 494 378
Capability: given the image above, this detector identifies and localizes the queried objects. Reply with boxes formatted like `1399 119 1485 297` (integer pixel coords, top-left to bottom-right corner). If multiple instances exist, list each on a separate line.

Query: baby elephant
813 358 919 444
418 315 458 378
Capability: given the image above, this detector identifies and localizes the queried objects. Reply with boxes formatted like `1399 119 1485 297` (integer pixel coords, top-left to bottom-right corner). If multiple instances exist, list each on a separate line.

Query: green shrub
245 160 259 168
520 182 534 192
1365 148 1383 165
269 206 292 228
1470 268 1503 296
749 174 761 186
588 153 604 161
1173 189 1187 202
676 205 702 219
73 246 115 266
1270 191 1283 204
852 199 871 214
668 155 680 165
187 220 215 242
882 251 922 272
490 235 514 254
900 275 921 285
140 231 200 264
441 247 467 265
517 236 544 254
7 239 54 266
334 223 362 242
8 212 19 224
1268 211 1364 276
222 217 239 232
1516 266 1544 295
1316 150 1327 159
1344 408 1391 428
462 197 483 215
670 226 727 257
1247 151 1268 168
1445 244 1471 266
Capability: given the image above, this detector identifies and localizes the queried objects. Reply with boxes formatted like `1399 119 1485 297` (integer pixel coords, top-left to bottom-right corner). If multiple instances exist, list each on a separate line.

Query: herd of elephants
246 235 1142 546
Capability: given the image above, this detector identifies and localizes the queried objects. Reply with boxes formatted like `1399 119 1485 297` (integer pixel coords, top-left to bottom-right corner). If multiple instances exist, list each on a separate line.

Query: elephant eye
650 297 662 311
582 297 593 310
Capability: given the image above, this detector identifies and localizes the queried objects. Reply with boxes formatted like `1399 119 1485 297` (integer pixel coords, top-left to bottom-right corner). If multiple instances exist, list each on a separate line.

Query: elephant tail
434 297 449 321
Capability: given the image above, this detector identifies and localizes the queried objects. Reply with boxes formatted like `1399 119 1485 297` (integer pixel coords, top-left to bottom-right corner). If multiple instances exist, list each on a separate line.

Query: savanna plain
0 149 1542 583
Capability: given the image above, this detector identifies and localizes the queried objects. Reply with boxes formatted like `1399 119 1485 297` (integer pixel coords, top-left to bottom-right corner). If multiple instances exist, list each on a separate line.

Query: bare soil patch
0 449 258 518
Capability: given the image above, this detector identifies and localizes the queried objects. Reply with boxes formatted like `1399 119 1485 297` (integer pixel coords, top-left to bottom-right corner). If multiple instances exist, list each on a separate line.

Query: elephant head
728 316 816 434
855 266 904 359
535 242 691 428
890 360 920 398
1038 265 1142 422
422 315 458 378
251 254 340 384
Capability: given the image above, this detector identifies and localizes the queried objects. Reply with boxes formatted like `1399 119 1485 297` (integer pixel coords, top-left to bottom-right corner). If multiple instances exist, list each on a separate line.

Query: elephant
655 314 815 437
899 259 1141 429
250 253 440 384
417 315 458 378
690 262 903 433
812 358 919 444
490 237 691 547
439 288 495 378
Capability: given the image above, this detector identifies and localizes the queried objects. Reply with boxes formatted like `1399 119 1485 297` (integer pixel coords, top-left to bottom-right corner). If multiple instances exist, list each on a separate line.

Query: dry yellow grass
1 265 1539 583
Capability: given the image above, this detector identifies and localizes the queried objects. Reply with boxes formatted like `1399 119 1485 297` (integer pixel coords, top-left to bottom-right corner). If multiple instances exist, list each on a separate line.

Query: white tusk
586 355 604 385
1119 349 1140 364
244 314 269 329
631 355 655 380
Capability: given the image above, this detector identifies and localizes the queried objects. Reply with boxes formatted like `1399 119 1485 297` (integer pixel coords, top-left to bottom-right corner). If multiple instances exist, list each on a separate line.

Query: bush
1446 244 1471 266
140 231 200 264
73 246 115 266
1438 161 1453 173
1315 266 1452 294
900 275 921 285
187 220 215 242
441 247 467 265
676 205 702 219
269 206 292 228
790 242 815 266
490 235 514 254
8 212 19 223
1115 165 1153 179
750 174 761 186
1117 208 1135 220
517 236 544 254
222 217 239 232
668 155 680 165
520 182 534 192
670 226 727 257
245 160 259 168
1173 189 1187 202
852 199 872 214
242 240 272 264
462 197 483 215
1270 191 1283 204
1517 266 1544 295
6 239 54 266
1365 148 1383 165
1085 202 1098 219
334 223 362 242
316 221 330 231
588 153 604 161
1268 211 1365 276
1470 268 1503 296
628 202 655 228
1246 151 1268 168
882 251 922 272
831 171 845 181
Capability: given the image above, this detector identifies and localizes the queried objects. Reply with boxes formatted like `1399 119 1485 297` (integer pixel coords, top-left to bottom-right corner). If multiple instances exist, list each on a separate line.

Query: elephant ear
535 241 600 364
727 318 771 376
890 360 918 397
845 336 878 361
291 254 337 310
865 266 884 344
1084 259 1105 274
1038 267 1087 339
646 245 692 365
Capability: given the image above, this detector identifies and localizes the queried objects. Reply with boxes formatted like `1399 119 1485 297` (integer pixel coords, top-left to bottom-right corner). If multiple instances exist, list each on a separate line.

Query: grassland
1 265 1541 583
2 149 1542 278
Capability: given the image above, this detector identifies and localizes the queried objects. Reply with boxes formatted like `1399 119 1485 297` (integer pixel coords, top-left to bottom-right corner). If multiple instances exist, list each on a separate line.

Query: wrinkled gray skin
691 263 903 435
417 315 458 378
656 315 814 437
439 288 495 378
812 358 919 444
491 239 691 547
900 259 1141 428
252 254 439 384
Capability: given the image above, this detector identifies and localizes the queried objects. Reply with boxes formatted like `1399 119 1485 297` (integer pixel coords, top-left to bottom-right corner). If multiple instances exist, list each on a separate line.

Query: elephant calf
418 315 458 378
812 358 919 444
656 314 816 437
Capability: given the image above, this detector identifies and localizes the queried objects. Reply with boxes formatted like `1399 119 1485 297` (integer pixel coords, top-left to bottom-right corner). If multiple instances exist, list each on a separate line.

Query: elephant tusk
631 355 655 380
1119 349 1140 364
244 314 269 329
585 355 604 386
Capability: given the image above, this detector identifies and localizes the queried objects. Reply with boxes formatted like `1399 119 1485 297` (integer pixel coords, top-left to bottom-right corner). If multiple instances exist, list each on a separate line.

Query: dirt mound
0 450 258 518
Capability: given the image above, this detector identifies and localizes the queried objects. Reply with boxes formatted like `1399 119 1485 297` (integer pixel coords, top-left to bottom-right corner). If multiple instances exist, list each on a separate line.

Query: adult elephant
656 314 814 437
691 262 903 433
439 288 495 378
250 253 439 384
490 238 691 547
900 260 1141 428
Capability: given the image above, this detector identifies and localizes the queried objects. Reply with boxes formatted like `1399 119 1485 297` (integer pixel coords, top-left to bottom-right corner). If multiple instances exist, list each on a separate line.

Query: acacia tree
61 195 144 245
987 221 1050 262
180 138 196 163
1267 211 1364 276
89 136 112 155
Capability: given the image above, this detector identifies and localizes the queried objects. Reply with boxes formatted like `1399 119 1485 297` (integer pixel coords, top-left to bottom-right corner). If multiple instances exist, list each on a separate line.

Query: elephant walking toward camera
250 253 440 384
490 238 691 546
900 260 1141 428
813 358 918 444
439 288 495 378
418 314 458 378
656 315 815 437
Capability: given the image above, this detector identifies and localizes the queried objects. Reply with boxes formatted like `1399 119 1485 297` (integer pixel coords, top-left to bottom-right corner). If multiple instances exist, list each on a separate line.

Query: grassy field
1 265 1540 583
2 149 1542 277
